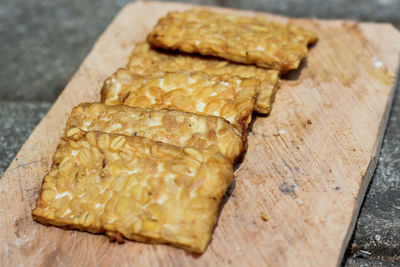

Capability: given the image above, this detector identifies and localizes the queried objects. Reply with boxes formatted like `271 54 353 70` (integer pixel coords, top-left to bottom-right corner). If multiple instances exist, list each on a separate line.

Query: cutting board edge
336 62 400 266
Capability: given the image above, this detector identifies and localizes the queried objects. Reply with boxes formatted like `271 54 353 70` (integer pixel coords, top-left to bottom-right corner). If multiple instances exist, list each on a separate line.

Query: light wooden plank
0 1 399 266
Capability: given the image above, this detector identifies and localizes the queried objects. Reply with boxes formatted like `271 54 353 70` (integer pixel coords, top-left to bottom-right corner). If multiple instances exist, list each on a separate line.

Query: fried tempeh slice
147 9 318 72
66 103 244 162
32 130 233 253
128 42 279 114
101 69 258 134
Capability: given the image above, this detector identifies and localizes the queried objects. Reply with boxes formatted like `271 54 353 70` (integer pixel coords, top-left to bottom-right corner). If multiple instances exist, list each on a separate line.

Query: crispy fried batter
128 42 279 114
32 130 233 253
66 103 244 162
101 69 258 134
147 9 317 72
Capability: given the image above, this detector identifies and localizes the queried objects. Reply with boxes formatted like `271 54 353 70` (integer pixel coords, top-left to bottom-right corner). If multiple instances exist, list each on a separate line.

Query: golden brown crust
101 69 258 134
128 42 279 114
65 103 244 162
147 9 317 72
32 130 233 253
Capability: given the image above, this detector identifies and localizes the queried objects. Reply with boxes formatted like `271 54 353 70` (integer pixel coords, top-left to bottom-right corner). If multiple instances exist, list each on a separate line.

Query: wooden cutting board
1 1 399 266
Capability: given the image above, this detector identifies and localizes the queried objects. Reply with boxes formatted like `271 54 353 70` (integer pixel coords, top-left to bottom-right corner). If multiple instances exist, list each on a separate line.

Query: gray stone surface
0 0 399 265
0 101 51 177
181 0 400 23
345 257 400 267
0 0 128 101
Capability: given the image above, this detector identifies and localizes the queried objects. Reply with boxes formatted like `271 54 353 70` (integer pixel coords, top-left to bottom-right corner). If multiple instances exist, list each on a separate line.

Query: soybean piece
101 69 258 134
32 130 234 253
128 42 279 114
148 9 317 72
66 103 244 162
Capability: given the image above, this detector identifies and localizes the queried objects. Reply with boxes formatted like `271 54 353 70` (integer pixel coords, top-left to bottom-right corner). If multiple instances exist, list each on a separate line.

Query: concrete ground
0 0 399 265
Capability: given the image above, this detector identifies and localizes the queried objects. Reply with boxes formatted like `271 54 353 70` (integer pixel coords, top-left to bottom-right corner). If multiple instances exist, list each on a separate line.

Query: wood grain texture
1 1 399 266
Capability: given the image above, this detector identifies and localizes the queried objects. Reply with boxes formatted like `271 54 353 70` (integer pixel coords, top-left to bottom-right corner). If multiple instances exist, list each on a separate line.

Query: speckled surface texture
0 0 399 265
0 101 51 177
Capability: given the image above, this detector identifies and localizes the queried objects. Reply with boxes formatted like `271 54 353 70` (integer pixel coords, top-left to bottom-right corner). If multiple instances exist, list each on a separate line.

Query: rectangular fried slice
101 69 258 134
147 9 318 72
128 42 279 114
66 103 244 162
32 130 233 253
